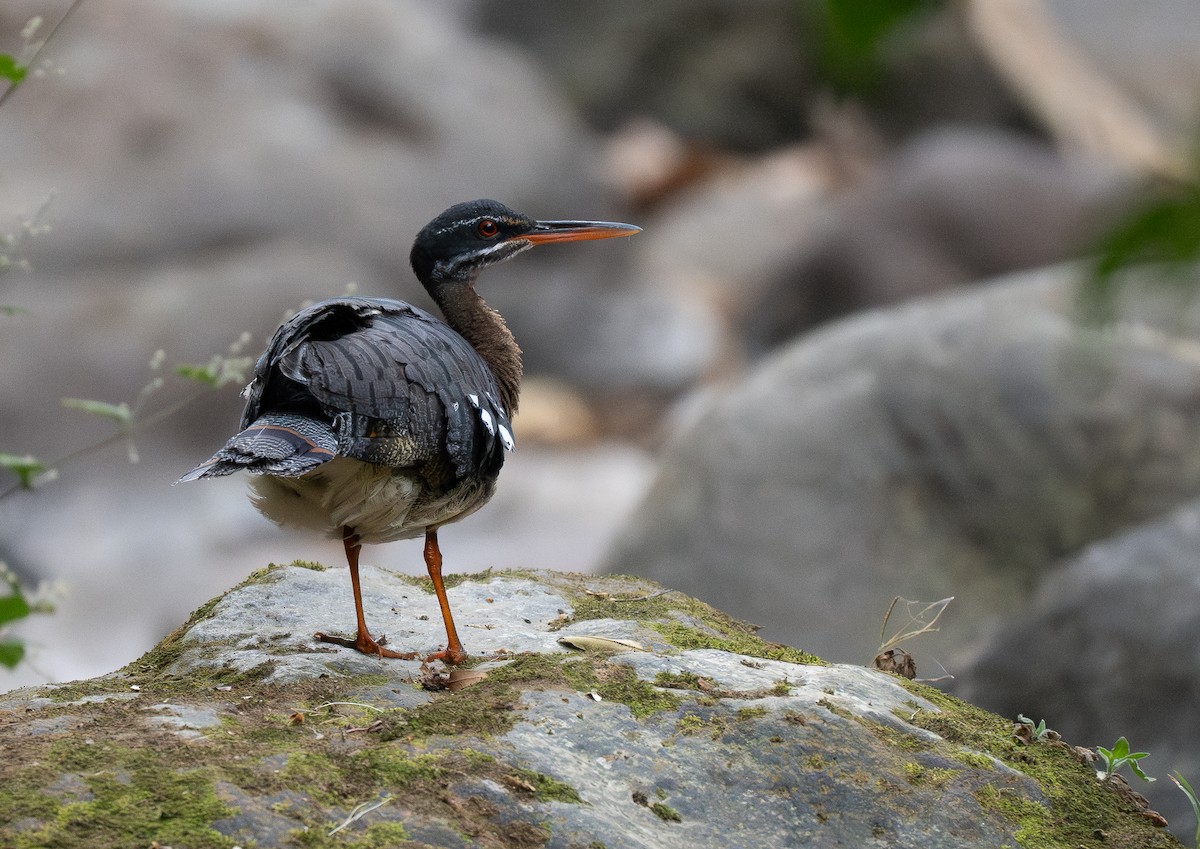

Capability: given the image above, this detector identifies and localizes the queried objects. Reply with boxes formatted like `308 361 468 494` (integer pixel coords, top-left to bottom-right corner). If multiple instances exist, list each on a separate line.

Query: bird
179 199 640 665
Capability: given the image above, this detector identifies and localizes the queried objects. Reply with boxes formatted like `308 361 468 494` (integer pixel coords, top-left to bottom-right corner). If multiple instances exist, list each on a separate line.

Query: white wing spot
499 424 515 451
479 408 495 435
468 393 480 408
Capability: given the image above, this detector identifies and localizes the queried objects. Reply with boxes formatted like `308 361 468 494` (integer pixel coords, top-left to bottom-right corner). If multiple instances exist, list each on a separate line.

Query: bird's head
410 199 640 291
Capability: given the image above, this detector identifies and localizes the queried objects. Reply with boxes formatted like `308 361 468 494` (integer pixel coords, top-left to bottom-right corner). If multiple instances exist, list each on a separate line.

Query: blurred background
2 0 1200 833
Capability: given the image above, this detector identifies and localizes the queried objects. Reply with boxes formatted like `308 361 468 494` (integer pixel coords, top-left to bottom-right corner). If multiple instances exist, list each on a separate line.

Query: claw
423 646 469 666
315 630 419 660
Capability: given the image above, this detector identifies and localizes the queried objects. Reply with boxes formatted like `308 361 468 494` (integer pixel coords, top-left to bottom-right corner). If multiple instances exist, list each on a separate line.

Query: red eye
477 219 499 238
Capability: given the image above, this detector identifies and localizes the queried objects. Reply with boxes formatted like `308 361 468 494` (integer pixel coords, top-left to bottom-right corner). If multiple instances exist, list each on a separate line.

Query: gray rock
1 565 1174 848
603 263 1200 668
0 0 640 458
476 0 1023 150
745 128 1129 351
954 497 1200 836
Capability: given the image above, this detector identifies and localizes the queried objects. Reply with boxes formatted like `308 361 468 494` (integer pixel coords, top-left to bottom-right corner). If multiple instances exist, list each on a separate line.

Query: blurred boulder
953 498 1200 838
474 0 815 151
1044 0 1200 146
744 128 1130 352
603 262 1200 670
0 0 643 457
475 0 1025 151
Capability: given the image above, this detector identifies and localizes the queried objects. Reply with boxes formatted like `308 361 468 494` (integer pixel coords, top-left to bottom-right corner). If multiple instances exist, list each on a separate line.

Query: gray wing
245 297 513 480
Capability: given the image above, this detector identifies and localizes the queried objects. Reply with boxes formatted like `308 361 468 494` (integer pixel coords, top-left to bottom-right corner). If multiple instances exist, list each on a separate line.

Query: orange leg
315 527 417 660
422 528 467 665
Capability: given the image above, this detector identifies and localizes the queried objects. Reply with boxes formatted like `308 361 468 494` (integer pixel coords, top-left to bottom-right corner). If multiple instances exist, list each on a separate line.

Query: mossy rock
0 564 1181 848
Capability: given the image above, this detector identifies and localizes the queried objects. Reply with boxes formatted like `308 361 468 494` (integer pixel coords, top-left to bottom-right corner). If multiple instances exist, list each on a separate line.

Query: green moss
285 559 327 571
355 821 412 845
897 679 1180 849
401 567 508 592
537 572 825 666
278 751 344 805
654 670 707 690
650 801 682 822
671 704 772 740
40 678 128 703
512 769 583 803
648 620 823 665
815 697 854 722
382 682 520 740
954 750 995 771
356 748 443 789
4 746 237 849
676 713 710 735
864 718 933 753
974 784 1056 849
559 658 681 718
0 778 57 825
902 762 959 787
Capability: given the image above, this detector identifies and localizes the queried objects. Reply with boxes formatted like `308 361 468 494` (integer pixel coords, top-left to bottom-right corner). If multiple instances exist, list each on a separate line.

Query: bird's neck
433 283 523 414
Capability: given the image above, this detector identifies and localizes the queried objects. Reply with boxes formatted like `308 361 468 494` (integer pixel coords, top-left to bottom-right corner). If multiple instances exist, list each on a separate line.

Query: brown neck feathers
433 284 523 415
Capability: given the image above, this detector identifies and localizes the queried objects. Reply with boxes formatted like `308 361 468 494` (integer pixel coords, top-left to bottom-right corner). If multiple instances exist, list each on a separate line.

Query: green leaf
0 53 27 85
1094 190 1200 281
1168 773 1200 849
174 362 220 388
1084 178 1200 322
0 305 26 316
0 638 24 669
175 355 253 390
824 0 931 56
0 452 46 489
61 397 133 425
1129 760 1156 782
0 591 30 626
816 0 943 93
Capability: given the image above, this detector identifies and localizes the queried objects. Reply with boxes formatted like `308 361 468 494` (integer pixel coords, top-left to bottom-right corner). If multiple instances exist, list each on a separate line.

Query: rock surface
1 564 1176 848
954 496 1200 832
743 128 1128 351
603 263 1200 838
604 263 1200 666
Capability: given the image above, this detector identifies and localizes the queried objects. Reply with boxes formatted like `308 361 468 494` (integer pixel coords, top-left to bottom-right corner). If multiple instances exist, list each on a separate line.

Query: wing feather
242 297 512 480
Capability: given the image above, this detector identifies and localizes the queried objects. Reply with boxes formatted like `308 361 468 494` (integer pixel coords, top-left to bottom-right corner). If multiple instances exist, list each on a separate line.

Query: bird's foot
314 630 418 660
423 646 469 667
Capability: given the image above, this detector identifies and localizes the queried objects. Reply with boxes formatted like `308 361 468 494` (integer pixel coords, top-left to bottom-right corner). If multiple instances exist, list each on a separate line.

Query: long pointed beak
516 219 641 246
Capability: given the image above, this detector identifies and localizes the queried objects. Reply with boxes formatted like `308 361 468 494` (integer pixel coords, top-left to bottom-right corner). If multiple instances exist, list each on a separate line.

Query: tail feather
177 413 338 483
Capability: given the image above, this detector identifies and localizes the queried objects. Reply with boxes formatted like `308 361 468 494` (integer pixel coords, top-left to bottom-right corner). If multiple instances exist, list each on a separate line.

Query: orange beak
515 219 641 245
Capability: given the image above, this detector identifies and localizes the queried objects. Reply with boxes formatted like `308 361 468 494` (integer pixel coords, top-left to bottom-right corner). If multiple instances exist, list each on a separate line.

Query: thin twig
314 701 386 713
0 388 205 503
588 588 674 603
877 596 954 654
328 794 391 836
